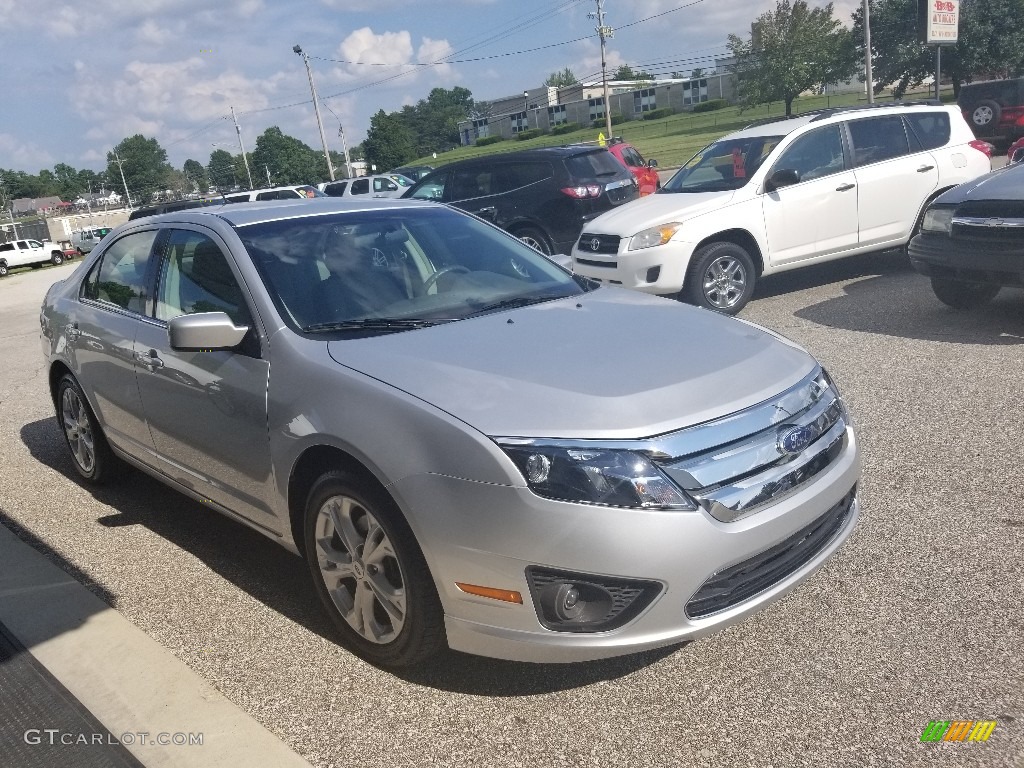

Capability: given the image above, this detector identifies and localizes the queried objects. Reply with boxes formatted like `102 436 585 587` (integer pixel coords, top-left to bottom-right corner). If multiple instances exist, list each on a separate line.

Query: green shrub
515 128 543 141
641 107 675 121
551 123 578 136
475 135 505 146
691 99 729 113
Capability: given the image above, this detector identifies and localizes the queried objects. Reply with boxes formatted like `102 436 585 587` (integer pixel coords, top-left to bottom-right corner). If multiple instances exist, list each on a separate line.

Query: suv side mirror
169 312 249 351
647 159 659 168
1012 149 1024 164
765 169 801 193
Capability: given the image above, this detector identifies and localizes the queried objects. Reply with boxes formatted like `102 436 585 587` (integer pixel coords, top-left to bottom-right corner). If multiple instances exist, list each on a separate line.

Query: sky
0 0 860 176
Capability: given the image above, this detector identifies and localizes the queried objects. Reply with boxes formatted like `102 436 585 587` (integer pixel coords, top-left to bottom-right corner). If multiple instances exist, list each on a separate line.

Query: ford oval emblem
589 237 601 252
778 425 816 456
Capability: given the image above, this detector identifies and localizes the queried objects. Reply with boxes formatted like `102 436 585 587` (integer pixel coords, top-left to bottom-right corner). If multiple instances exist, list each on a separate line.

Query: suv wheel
304 470 445 668
513 226 552 255
930 277 1000 309
0 261 7 277
683 242 756 315
51 252 64 266
971 100 1001 130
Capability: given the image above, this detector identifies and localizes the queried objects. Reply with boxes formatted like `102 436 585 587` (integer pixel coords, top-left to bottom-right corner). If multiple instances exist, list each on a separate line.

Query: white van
72 227 113 255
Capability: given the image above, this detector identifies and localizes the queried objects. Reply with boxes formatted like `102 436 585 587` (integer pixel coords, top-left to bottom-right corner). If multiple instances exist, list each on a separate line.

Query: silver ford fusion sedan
40 198 860 668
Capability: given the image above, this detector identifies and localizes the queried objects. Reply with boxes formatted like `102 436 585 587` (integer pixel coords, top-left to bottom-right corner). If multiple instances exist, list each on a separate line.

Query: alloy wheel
973 106 993 126
61 387 95 473
314 494 407 644
702 255 748 310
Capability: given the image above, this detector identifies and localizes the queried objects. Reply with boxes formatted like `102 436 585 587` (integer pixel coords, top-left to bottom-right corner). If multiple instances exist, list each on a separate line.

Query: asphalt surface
1 251 1022 768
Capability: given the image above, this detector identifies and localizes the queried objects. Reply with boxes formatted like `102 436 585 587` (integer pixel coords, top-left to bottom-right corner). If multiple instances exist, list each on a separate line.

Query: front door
133 227 276 530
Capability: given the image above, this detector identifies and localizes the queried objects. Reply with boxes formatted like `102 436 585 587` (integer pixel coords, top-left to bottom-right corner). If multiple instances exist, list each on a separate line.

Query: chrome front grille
654 368 849 522
577 233 621 254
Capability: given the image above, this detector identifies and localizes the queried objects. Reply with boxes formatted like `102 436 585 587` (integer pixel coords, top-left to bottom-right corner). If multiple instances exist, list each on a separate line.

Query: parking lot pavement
1 255 1022 767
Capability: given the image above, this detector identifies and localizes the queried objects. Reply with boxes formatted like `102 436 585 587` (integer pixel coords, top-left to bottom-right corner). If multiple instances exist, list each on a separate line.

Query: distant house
11 196 69 215
72 190 122 209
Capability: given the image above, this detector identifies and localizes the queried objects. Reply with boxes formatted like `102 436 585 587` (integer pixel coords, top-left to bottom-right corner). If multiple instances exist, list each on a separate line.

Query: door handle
917 165 935 173
476 206 497 217
135 350 164 370
835 183 855 192
65 322 81 340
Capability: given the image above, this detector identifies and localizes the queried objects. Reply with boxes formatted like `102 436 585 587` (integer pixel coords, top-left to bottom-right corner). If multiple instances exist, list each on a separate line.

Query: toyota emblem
589 237 601 252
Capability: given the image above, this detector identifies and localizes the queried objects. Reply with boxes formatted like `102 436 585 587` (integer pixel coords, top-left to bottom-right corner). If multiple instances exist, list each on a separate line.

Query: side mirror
549 252 573 271
765 168 801 193
647 159 659 168
168 312 249 351
1012 149 1024 164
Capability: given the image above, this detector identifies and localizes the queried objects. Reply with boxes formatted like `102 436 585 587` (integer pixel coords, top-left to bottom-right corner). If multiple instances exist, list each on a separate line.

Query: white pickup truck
0 239 68 277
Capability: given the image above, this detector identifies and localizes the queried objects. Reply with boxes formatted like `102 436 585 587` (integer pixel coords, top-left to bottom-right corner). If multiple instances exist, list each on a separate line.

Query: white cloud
0 134 55 170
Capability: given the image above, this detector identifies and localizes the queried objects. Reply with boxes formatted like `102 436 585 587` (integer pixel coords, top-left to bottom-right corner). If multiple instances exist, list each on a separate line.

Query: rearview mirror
168 312 249 351
765 169 801 193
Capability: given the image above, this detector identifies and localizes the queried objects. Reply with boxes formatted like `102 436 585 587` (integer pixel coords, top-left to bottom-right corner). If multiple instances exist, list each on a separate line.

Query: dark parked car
402 147 638 255
908 161 1024 308
958 77 1024 143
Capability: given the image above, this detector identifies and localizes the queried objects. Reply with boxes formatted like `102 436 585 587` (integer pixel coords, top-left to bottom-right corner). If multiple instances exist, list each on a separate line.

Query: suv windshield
663 135 784 193
239 206 586 334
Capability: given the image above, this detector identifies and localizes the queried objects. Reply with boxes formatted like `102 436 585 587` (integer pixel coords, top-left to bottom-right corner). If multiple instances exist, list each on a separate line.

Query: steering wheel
422 264 470 292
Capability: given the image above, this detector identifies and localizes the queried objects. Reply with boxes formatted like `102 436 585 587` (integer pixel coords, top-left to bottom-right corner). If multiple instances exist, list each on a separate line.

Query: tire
971 100 1001 131
56 373 122 484
513 226 553 255
682 241 757 315
303 470 445 668
0 261 7 277
50 252 64 266
930 277 1001 309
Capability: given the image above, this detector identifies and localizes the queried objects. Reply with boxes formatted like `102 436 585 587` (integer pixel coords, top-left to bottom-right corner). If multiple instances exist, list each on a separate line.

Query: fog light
645 265 661 283
527 567 663 633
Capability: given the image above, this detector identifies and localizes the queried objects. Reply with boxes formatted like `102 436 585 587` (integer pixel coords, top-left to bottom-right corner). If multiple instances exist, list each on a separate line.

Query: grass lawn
405 86 954 172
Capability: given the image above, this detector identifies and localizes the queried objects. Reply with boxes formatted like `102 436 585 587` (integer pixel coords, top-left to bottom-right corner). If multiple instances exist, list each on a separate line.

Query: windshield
662 135 784 193
238 207 586 334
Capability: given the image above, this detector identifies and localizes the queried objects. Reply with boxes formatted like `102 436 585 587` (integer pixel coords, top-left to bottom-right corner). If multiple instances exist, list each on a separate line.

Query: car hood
937 161 1024 205
579 189 737 236
326 288 815 439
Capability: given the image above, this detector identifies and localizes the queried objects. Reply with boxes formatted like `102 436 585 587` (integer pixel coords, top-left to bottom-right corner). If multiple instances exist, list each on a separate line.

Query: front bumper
909 232 1024 287
571 238 697 295
390 428 861 663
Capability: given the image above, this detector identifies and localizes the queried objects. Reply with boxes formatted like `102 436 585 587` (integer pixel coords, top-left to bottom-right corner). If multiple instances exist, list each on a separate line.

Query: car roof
127 197 436 228
731 101 954 139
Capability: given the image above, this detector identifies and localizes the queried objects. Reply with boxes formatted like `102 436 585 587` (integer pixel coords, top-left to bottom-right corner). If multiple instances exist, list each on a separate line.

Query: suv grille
685 487 856 619
577 233 621 254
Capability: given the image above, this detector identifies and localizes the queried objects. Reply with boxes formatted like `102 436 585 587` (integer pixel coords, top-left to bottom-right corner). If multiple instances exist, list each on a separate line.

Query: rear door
846 114 938 248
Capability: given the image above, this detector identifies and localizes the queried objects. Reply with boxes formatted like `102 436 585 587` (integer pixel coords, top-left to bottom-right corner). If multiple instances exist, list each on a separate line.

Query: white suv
571 103 991 313
0 239 67 277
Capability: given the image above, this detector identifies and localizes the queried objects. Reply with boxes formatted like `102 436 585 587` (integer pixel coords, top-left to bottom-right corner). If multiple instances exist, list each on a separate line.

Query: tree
208 149 237 190
729 0 858 115
363 110 416 171
612 64 655 81
183 159 208 193
250 127 322 185
690 67 705 80
957 0 1024 80
545 68 578 87
107 135 171 203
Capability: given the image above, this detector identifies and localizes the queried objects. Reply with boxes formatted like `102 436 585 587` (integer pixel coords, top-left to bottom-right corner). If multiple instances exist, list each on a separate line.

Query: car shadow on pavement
19 417 682 693
752 249 914 302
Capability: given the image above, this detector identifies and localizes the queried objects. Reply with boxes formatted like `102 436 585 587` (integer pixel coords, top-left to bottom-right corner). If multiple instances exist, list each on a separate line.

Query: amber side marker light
455 583 523 604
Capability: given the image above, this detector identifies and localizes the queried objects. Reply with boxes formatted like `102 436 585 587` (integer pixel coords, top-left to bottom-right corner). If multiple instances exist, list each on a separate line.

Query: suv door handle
135 350 164 370
835 183 855 192
917 165 935 173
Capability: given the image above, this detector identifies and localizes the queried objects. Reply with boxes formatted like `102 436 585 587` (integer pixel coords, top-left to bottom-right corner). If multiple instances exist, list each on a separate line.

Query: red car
1008 136 1024 163
606 138 660 196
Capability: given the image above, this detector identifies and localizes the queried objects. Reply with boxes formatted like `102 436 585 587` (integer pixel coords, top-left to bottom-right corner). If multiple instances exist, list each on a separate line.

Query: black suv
402 147 638 255
957 77 1024 143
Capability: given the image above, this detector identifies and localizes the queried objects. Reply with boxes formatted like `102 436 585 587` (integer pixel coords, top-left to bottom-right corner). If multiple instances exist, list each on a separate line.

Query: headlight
628 222 683 251
922 207 953 234
497 442 697 510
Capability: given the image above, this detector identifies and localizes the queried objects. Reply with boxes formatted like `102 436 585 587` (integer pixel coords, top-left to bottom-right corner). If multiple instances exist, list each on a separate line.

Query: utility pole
230 106 255 190
293 45 336 182
594 0 615 139
337 124 353 179
0 176 15 239
265 165 272 186
863 0 874 104
112 151 132 211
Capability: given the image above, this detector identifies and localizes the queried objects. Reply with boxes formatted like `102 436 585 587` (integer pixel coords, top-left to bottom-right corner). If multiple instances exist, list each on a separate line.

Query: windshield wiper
302 318 440 333
465 295 563 317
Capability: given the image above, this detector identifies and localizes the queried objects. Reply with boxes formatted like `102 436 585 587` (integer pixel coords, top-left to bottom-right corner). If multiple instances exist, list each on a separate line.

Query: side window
773 125 845 182
82 230 159 313
225 194 248 203
903 112 951 151
620 147 645 167
409 174 447 201
350 178 370 195
0 243 13 253
17 241 28 250
324 181 348 197
155 230 252 326
847 116 911 167
451 169 494 199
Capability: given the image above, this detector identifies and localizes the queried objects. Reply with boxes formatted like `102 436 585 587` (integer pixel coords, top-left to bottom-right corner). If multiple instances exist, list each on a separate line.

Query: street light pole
112 151 132 211
863 0 874 104
523 90 529 131
595 0 614 139
230 106 255 189
293 45 336 182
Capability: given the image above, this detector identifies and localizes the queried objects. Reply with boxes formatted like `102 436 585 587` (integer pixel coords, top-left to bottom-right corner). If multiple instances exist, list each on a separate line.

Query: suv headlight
628 222 683 251
497 441 697 510
922 206 954 234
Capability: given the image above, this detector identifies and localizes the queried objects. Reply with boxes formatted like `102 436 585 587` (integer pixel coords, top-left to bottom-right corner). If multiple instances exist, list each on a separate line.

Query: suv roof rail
743 99 945 129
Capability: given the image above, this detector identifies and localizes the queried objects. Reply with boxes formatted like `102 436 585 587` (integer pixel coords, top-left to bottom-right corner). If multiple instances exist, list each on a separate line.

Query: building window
472 118 489 139
512 112 529 133
633 88 657 114
588 97 605 122
548 104 567 126
682 78 709 106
